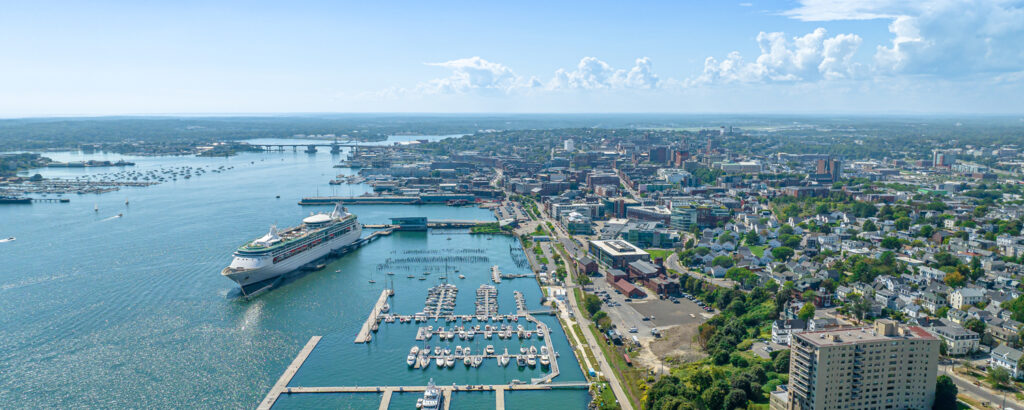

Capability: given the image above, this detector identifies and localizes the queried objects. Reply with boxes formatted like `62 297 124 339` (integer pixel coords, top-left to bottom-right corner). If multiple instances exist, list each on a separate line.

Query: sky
1 0 1023 116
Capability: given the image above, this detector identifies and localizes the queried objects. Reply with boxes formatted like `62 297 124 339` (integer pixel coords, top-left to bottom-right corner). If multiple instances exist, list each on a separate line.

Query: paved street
665 252 742 290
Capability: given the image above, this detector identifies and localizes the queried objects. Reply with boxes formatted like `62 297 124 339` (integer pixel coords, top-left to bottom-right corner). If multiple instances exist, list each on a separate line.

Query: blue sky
1 0 1023 116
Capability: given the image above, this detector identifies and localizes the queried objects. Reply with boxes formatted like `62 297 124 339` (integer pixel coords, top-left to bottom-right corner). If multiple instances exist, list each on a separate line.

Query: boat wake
100 214 124 222
0 237 14 243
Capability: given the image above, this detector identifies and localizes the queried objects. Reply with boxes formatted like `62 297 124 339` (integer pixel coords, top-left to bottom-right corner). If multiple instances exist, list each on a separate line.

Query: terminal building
588 239 650 269
785 320 939 410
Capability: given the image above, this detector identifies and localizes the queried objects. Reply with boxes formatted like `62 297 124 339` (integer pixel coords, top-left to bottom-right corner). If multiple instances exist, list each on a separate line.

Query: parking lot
587 274 712 345
750 340 787 359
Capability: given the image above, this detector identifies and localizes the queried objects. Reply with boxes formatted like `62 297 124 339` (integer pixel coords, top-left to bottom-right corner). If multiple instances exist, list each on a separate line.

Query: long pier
258 336 321 410
355 289 393 343
363 220 492 229
266 382 589 410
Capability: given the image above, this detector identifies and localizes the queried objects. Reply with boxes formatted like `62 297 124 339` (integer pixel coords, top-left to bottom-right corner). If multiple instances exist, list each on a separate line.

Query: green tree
583 294 603 316
802 289 818 302
701 384 728 410
744 231 760 246
943 271 966 288
771 246 795 261
881 236 901 249
798 303 816 321
773 349 790 373
934 375 958 410
723 389 747 410
964 318 986 335
895 217 911 230
862 220 878 232
987 366 1010 389
712 255 735 268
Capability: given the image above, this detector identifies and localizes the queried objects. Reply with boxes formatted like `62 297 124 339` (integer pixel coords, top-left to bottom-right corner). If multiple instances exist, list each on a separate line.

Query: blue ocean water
0 139 588 409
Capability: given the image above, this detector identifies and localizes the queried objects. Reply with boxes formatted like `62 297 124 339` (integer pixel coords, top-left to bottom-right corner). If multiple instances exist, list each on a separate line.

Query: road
941 363 1023 409
665 252 743 291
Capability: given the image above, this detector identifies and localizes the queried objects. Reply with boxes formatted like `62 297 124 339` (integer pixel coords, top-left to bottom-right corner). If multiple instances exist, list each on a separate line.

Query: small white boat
529 346 538 355
445 356 455 368
499 348 510 367
485 345 494 355
520 347 526 354
458 275 466 279
387 271 394 275
433 346 442 355
527 355 537 367
0 237 14 243
540 346 550 367
419 355 431 369
472 355 483 367
516 355 526 367
407 354 417 367
436 357 445 368
455 346 463 355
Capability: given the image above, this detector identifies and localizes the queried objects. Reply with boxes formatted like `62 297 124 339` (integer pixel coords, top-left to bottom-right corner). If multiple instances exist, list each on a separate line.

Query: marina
1 141 588 409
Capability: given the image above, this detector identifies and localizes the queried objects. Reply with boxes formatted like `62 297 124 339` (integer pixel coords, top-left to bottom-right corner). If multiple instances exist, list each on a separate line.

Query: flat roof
795 325 936 347
590 239 647 256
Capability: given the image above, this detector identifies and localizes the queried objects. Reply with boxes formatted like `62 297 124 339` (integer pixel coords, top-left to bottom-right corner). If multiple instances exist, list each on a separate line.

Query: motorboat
436 356 445 368
516 355 526 367
485 345 494 355
472 355 483 367
540 346 550 367
499 349 510 367
418 378 442 410
527 354 537 367
445 355 455 368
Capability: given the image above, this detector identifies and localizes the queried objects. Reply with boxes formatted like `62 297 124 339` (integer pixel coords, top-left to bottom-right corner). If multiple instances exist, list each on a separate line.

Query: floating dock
355 289 393 343
491 265 502 284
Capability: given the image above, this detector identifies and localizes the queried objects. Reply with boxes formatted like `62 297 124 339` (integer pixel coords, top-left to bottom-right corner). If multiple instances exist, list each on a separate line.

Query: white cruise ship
222 203 361 288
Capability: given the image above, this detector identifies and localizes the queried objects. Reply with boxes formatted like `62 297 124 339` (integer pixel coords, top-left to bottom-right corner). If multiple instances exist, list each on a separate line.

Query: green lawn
748 245 767 257
646 249 674 260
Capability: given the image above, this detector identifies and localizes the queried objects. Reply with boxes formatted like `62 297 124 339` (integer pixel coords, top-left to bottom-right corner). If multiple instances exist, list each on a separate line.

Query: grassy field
645 249 674 260
747 245 767 257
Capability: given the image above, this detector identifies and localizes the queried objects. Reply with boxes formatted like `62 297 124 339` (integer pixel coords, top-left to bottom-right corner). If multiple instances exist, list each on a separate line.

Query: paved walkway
560 246 634 410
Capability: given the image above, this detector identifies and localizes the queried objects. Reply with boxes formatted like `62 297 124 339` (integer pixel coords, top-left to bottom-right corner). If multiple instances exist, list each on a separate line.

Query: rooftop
590 239 647 256
795 320 936 347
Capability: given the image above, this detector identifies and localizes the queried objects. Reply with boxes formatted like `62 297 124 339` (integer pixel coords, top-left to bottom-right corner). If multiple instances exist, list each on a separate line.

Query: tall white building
564 138 575 151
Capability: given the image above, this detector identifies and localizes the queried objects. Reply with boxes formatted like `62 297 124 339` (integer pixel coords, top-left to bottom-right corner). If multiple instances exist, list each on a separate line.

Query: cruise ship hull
221 226 361 288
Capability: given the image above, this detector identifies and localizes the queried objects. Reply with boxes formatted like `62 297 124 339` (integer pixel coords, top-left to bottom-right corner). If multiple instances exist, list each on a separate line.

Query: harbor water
0 138 588 409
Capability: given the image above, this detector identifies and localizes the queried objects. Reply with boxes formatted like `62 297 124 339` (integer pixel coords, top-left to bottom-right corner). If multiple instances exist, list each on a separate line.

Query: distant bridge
251 143 391 153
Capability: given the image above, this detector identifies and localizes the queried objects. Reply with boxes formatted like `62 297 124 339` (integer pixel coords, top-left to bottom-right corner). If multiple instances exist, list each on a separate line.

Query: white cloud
694 27 862 84
414 56 540 94
549 57 661 90
785 0 1024 76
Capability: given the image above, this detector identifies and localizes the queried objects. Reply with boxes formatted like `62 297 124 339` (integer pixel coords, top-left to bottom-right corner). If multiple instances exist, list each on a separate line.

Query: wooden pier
257 336 321 410
355 289 393 343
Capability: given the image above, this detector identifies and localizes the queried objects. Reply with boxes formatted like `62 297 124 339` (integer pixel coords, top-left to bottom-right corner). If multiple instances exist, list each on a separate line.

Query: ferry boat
221 204 361 289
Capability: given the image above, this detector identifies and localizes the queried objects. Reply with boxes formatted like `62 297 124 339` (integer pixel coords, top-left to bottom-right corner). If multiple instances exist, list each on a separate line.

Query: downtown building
786 320 939 410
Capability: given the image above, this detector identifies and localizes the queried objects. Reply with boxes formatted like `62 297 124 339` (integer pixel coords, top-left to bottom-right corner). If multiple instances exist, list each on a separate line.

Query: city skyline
2 0 1024 116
